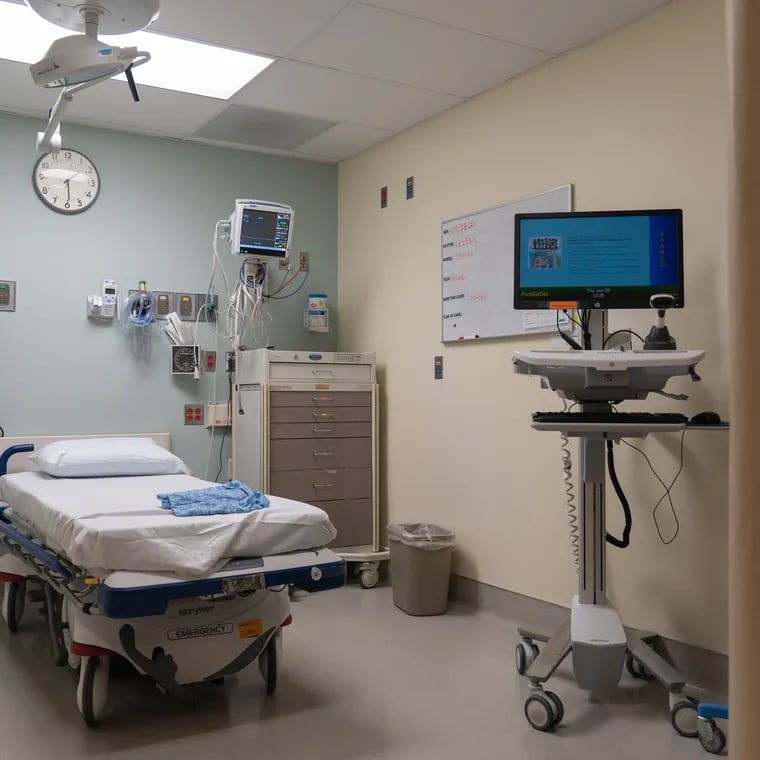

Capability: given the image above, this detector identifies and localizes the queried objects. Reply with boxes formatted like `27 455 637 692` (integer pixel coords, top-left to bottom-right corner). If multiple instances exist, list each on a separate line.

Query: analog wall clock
33 149 100 214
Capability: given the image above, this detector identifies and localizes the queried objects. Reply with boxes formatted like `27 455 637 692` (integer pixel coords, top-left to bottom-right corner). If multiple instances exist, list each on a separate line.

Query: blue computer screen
514 209 683 309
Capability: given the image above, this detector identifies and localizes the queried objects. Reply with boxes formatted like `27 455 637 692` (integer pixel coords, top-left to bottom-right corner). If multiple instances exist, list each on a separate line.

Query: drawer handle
313 396 333 403
312 412 334 419
313 428 334 434
312 483 335 489
312 369 335 376
313 451 335 458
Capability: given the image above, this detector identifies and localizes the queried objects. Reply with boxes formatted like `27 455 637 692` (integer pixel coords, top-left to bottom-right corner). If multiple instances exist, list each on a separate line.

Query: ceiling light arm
36 49 151 152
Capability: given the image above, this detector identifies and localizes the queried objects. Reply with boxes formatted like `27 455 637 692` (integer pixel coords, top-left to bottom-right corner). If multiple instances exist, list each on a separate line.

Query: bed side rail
0 445 34 477
0 520 72 581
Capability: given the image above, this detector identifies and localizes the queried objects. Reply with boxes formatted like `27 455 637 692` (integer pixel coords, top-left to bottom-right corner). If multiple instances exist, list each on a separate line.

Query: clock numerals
33 149 100 214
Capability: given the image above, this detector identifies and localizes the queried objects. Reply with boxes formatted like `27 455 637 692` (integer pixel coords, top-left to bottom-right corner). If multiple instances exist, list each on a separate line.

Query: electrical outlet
279 258 289 270
184 404 204 425
225 351 236 373
406 176 414 199
205 350 217 372
434 356 443 379
0 280 16 312
298 252 310 272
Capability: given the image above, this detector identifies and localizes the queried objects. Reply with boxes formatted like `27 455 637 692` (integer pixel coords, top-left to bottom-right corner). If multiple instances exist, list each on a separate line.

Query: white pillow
31 437 189 478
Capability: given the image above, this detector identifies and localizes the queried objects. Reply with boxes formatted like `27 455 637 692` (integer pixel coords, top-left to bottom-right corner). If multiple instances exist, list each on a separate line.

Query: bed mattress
0 472 336 578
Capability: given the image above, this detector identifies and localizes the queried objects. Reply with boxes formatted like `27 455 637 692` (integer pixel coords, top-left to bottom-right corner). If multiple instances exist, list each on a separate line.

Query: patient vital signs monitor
514 209 684 310
231 199 294 259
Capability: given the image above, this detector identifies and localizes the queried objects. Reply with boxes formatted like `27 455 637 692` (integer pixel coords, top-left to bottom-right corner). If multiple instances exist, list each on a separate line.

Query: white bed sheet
0 473 336 578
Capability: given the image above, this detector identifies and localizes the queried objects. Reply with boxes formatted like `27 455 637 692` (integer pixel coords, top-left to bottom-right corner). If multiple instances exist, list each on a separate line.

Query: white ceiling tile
295 122 393 159
0 60 224 136
233 60 463 132
363 0 670 54
291 3 551 98
0 58 58 112
66 81 225 136
149 0 352 57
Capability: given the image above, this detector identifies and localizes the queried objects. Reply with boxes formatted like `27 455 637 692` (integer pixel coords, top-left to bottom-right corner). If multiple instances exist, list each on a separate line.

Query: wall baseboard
449 575 727 699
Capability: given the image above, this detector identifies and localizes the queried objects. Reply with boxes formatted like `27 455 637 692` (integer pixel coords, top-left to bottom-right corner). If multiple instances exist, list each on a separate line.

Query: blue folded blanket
157 480 270 517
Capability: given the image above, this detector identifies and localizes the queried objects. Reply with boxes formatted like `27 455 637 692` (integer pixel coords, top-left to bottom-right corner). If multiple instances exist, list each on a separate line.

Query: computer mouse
690 411 722 425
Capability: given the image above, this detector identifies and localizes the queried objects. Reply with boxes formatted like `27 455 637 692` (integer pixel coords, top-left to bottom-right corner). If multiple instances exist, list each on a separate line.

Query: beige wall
338 0 729 653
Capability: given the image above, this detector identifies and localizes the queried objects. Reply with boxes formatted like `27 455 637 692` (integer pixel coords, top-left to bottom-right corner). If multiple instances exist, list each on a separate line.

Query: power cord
603 329 646 348
215 374 233 482
620 429 686 544
606 440 632 548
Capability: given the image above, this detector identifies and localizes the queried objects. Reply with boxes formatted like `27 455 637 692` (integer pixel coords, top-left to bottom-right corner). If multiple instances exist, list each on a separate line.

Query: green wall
0 112 338 474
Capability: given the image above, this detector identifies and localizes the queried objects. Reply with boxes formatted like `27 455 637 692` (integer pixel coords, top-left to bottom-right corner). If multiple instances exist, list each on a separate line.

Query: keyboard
532 411 689 425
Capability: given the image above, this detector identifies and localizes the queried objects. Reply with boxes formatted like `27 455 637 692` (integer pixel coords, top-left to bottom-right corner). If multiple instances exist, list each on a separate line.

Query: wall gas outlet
205 403 231 428
184 404 204 425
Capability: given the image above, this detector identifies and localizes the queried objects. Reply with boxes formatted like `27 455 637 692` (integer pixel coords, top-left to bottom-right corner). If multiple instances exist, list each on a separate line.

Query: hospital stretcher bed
0 443 345 727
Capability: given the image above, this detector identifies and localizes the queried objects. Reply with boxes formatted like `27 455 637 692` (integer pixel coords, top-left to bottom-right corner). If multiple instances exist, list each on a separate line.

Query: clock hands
64 177 71 203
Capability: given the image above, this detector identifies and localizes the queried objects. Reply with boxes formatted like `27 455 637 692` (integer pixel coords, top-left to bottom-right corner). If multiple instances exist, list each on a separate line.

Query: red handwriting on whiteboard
451 221 476 233
469 292 488 301
450 274 468 281
456 251 474 259
456 237 477 247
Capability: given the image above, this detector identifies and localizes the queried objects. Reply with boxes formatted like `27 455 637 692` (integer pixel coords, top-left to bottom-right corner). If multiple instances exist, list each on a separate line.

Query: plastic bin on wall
388 523 455 616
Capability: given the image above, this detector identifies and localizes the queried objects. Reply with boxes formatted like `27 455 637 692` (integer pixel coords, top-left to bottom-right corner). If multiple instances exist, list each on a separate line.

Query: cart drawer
270 391 371 408
269 406 371 424
269 363 373 382
270 422 372 439
270 438 372 471
269 468 372 502
321 499 374 548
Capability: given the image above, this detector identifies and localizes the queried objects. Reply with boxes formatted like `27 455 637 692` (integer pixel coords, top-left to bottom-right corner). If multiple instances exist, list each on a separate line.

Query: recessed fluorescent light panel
0 1 274 99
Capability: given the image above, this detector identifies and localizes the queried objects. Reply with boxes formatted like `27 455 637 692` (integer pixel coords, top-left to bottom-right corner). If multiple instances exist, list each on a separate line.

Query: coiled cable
559 402 579 570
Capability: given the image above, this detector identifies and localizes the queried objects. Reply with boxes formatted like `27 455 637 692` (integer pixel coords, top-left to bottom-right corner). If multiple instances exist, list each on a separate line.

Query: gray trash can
388 523 455 616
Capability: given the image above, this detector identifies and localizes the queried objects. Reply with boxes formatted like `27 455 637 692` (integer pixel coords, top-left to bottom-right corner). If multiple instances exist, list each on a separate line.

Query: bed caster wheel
77 655 110 729
626 654 654 681
515 640 539 676
698 719 727 754
671 699 699 738
44 586 68 666
524 691 563 732
2 580 26 633
258 634 278 694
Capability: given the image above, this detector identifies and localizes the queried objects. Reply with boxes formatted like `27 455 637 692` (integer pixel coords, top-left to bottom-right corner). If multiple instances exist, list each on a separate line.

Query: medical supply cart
232 349 388 588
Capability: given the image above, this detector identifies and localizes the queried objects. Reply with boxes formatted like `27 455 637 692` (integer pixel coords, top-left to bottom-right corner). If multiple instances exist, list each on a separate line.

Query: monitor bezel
513 208 684 310
232 200 294 259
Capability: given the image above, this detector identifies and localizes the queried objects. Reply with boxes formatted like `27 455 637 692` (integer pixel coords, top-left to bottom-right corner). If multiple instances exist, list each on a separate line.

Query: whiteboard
441 184 573 342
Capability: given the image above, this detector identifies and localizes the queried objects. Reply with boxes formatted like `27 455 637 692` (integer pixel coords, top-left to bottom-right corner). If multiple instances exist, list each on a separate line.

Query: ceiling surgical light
24 0 159 151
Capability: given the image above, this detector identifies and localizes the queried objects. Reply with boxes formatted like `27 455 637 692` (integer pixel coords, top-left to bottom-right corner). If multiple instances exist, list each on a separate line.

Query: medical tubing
605 439 632 549
123 290 156 326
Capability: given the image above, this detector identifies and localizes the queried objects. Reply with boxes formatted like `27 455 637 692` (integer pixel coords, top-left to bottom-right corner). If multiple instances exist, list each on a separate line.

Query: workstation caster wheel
671 699 699 738
258 634 278 695
44 585 68 666
359 563 380 589
698 720 727 755
77 655 110 729
524 691 563 732
625 654 654 681
515 640 540 676
2 580 26 633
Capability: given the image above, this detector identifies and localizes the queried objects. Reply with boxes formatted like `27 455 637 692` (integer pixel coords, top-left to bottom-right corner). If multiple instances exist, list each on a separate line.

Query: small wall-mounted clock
33 148 100 214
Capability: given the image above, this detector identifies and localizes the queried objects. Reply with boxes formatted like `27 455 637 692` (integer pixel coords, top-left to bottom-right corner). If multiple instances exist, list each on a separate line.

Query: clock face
33 149 100 214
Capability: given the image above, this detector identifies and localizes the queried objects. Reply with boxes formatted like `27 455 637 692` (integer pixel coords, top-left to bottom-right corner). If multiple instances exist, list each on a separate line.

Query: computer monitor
231 199 294 258
514 209 684 309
